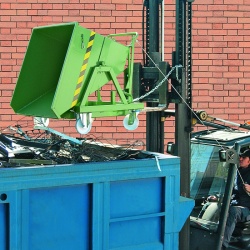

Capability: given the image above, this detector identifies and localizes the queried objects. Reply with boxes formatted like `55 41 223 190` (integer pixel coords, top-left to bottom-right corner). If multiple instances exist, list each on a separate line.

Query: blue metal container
0 153 193 250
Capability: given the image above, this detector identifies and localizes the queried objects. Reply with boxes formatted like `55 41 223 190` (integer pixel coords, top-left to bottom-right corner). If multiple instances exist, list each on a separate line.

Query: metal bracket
226 149 238 164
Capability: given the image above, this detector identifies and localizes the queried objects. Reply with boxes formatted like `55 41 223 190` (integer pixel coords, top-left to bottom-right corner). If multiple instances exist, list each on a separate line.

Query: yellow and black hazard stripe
71 31 96 108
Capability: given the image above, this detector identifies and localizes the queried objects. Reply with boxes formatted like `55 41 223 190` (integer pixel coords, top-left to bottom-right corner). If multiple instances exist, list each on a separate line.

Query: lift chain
133 64 183 102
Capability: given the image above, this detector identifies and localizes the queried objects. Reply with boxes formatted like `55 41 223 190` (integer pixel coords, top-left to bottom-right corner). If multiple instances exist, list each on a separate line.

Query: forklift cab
167 128 250 250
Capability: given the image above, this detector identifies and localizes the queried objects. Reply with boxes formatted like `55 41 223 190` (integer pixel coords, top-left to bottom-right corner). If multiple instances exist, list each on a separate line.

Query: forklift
188 120 250 250
165 110 250 250
136 1 250 250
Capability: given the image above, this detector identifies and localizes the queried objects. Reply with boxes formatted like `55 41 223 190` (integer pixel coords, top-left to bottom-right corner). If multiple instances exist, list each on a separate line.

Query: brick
95 3 115 10
208 5 227 11
212 72 224 78
227 5 238 11
79 9 101 16
223 23 244 29
1 3 10 9
240 6 250 12
48 10 68 15
0 10 17 16
224 0 243 4
223 60 243 66
224 71 244 78
227 18 238 24
112 0 131 3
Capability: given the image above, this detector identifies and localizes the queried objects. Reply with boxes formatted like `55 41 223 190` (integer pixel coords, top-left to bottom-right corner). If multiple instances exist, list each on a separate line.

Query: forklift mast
137 1 194 250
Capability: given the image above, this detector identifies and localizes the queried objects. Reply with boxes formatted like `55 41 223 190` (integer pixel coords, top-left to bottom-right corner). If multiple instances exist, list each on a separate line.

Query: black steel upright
174 1 193 250
143 0 165 153
140 1 193 249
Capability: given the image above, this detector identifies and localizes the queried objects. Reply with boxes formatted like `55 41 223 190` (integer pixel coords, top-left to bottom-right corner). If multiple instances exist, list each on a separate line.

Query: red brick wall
0 0 249 149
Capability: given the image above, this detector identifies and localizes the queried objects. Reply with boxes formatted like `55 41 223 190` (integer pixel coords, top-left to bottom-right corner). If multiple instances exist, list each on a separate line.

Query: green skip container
11 22 143 120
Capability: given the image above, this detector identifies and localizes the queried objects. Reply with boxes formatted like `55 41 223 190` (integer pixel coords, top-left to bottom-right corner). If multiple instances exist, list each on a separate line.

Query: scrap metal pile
0 125 147 168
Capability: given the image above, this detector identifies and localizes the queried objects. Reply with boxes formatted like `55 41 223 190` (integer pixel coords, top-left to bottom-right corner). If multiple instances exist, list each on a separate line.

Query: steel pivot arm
194 110 250 130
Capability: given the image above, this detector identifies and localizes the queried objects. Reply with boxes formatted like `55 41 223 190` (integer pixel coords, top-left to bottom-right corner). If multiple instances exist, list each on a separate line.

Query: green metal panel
94 37 129 88
51 24 105 118
11 22 77 118
11 23 64 117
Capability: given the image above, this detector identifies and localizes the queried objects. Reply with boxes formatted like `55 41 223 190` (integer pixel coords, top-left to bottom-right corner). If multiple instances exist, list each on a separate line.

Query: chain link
133 64 183 102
